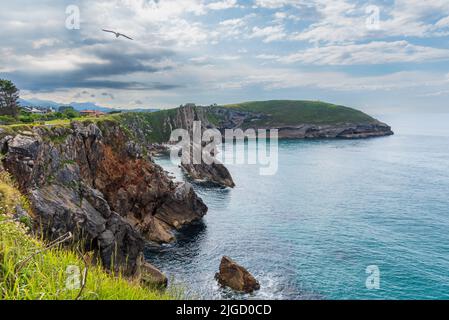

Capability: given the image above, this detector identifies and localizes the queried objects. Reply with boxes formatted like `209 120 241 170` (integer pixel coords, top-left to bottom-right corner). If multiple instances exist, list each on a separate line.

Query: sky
1 0 449 113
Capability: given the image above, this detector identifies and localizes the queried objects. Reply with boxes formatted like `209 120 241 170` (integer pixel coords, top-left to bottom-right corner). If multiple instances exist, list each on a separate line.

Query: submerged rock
215 256 260 293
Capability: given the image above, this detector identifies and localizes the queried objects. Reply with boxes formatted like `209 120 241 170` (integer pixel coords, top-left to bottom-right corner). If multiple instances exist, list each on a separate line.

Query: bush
0 115 17 125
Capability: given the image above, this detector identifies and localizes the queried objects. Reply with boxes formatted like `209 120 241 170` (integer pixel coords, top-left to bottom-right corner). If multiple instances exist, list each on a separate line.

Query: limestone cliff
0 120 207 275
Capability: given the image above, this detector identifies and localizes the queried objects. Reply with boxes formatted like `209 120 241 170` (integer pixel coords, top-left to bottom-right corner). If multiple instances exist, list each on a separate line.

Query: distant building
22 106 54 114
80 110 106 117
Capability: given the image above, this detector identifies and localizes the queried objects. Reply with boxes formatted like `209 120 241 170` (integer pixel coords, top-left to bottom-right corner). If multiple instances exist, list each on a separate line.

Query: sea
146 113 449 300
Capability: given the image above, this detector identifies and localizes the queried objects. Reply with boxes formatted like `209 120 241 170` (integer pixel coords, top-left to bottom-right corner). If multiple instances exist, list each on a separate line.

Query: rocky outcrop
167 105 236 188
138 256 168 289
181 163 235 188
215 256 260 293
0 120 208 275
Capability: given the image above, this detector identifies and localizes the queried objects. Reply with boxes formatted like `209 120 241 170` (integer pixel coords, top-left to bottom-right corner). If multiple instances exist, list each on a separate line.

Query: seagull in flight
102 29 133 40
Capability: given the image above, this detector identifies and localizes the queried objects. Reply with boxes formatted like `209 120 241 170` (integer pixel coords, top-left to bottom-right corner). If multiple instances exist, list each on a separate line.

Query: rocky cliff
0 120 207 275
119 106 235 188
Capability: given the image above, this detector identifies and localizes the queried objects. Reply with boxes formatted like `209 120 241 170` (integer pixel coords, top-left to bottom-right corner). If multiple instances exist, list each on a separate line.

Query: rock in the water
139 261 168 289
215 256 260 293
181 162 235 188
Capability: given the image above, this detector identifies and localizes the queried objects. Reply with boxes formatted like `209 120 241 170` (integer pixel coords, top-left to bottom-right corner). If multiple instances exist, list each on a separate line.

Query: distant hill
222 100 377 126
116 100 393 143
18 98 159 113
18 98 60 109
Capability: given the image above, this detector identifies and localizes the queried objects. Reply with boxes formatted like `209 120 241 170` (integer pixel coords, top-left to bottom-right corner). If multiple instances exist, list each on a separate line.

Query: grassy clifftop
222 100 377 126
0 172 177 300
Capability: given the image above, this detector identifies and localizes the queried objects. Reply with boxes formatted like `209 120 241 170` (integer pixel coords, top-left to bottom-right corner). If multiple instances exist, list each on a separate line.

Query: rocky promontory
0 120 207 276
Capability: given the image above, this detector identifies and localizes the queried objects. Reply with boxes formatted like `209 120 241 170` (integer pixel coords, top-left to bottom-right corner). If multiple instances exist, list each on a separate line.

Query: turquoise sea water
147 114 449 300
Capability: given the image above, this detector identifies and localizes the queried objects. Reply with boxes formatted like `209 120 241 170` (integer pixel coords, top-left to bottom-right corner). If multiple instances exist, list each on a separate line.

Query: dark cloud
102 92 115 99
7 71 181 92
5 47 180 92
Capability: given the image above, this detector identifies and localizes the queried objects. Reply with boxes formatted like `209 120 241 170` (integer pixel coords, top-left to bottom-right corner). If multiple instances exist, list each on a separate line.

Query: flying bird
102 29 133 40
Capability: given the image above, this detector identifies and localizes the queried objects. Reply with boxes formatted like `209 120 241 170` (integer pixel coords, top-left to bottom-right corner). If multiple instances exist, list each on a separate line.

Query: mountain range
18 98 159 113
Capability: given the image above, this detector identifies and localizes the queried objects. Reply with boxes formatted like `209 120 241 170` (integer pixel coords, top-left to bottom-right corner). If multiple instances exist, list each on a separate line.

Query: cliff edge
0 120 207 275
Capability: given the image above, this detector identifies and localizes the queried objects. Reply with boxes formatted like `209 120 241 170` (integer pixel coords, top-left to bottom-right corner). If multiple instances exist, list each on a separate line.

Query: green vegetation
0 79 20 118
0 115 119 133
205 111 221 126
223 100 377 126
0 172 178 300
118 109 178 143
17 108 80 125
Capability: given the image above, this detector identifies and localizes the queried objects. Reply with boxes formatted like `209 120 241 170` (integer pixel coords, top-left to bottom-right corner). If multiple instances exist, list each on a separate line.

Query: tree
58 105 75 113
0 79 20 118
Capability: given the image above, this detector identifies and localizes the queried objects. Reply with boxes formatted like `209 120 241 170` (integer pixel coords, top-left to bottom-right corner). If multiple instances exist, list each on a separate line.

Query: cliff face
0 120 207 275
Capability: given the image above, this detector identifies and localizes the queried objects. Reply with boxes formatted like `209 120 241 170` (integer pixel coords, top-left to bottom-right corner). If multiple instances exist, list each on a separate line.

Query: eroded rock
139 260 168 289
215 256 260 293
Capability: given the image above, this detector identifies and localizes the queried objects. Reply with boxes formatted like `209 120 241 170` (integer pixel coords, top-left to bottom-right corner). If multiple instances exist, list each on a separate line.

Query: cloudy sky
1 0 449 112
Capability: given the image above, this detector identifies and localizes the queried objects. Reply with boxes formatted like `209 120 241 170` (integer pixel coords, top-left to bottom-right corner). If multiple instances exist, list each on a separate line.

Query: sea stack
215 256 260 293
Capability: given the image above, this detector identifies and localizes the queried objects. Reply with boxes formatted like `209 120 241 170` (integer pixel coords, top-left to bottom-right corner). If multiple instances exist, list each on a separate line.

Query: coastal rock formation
169 105 236 188
215 256 260 293
0 120 208 275
181 162 235 188
275 123 393 139
138 257 168 289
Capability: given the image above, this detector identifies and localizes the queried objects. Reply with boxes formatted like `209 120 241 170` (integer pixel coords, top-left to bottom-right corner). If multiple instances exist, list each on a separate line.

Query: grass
0 172 179 300
0 115 118 130
117 110 178 143
222 100 377 126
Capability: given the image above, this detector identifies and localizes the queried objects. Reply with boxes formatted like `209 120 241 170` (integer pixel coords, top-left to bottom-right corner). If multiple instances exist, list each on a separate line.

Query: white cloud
207 0 238 10
32 38 60 49
290 0 449 44
435 16 449 29
250 25 286 42
256 54 281 60
253 0 305 9
279 41 449 65
213 67 449 92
